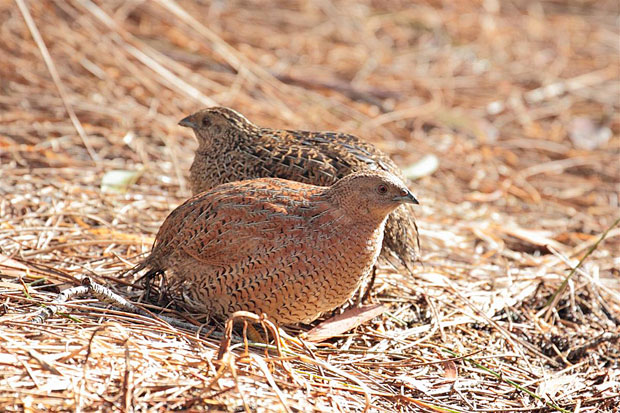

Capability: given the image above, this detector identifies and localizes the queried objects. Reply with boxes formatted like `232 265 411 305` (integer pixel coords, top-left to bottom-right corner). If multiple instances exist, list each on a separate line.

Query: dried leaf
101 170 142 193
0 254 30 277
569 117 611 150
537 374 585 399
304 304 387 342
442 360 458 379
402 154 439 180
499 225 566 251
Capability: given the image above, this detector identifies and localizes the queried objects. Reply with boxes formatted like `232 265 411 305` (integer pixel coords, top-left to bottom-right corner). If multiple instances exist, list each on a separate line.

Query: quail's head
179 107 257 147
327 171 418 224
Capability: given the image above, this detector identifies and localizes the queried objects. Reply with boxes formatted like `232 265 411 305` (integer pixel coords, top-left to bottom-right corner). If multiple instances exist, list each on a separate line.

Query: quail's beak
178 116 197 129
393 190 419 205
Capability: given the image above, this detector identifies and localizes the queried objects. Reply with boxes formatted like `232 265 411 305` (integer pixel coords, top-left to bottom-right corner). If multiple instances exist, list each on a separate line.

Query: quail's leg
139 269 165 304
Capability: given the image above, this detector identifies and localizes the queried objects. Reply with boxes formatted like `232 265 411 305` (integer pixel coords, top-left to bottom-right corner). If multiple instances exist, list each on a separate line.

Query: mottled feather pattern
183 107 419 272
139 171 417 324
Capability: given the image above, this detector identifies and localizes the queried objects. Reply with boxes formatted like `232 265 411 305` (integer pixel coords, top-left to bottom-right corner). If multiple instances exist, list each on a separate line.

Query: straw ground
1 1 618 411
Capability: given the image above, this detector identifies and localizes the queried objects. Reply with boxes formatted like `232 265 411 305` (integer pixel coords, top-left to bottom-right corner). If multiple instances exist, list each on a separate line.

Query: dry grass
1 0 619 411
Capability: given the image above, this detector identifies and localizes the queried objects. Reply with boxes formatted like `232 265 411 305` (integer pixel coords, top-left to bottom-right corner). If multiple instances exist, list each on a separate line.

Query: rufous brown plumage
180 107 419 273
136 171 418 324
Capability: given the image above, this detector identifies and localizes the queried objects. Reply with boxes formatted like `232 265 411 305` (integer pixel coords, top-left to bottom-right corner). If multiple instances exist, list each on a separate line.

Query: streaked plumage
136 171 418 324
180 107 419 272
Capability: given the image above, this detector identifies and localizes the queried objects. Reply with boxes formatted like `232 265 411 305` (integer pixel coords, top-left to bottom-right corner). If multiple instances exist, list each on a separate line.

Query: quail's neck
195 129 249 155
320 189 388 229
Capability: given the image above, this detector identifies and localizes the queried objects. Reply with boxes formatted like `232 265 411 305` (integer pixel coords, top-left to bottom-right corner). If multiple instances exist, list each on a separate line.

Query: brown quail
179 107 419 273
136 171 418 324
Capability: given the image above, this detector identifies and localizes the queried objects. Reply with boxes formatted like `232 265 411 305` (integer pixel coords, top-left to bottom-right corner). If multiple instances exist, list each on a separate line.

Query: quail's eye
202 117 211 127
377 184 388 194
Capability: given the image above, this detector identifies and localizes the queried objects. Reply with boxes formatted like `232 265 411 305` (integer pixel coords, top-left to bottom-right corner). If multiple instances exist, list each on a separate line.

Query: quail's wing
160 182 316 267
251 131 340 185
180 207 309 266
301 132 388 166
253 129 403 185
303 131 402 172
